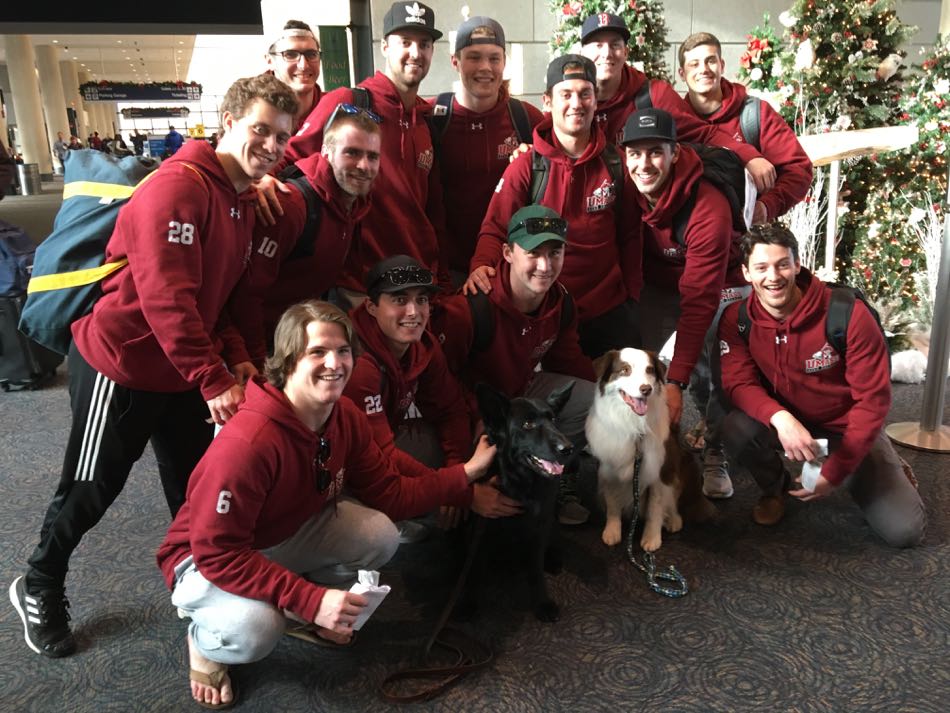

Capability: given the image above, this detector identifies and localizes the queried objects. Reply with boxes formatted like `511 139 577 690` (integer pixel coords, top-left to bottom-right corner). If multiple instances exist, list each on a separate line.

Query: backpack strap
529 149 550 205
558 287 575 333
670 185 699 246
429 92 455 147
507 98 534 145
351 86 371 111
736 299 752 343
466 289 495 352
825 286 856 359
739 96 762 151
633 80 653 110
283 175 324 261
601 142 624 194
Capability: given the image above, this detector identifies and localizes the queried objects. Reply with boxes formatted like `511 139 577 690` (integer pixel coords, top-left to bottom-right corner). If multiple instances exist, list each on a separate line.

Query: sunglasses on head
326 102 382 129
314 437 332 492
380 265 434 287
515 217 568 238
270 49 321 62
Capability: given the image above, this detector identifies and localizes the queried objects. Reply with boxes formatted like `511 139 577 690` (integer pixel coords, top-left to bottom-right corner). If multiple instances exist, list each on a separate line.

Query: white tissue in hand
348 569 390 631
800 439 829 492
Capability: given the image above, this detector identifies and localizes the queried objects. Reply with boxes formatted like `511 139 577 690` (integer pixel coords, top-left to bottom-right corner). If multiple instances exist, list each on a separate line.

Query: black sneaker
9 576 76 657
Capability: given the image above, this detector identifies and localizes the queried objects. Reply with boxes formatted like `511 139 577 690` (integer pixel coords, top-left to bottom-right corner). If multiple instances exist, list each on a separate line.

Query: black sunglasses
515 217 568 238
314 437 332 492
270 49 321 62
326 102 382 129
380 265 434 287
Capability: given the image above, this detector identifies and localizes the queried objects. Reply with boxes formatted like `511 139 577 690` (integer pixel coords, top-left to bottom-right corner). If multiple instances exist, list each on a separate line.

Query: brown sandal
190 666 237 710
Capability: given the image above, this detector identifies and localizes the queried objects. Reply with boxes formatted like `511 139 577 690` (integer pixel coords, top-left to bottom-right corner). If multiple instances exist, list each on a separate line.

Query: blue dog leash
624 452 689 598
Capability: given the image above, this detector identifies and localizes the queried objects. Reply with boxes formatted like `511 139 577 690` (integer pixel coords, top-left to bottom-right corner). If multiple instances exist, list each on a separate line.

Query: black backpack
276 164 324 261
429 92 534 148
633 80 761 148
736 283 888 363
671 143 749 245
467 286 575 352
528 142 624 210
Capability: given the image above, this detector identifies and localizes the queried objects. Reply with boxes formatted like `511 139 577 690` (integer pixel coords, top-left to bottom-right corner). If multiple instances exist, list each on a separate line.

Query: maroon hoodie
345 304 473 474
230 152 371 366
718 270 891 485
280 72 448 290
595 64 761 165
432 262 595 402
431 89 544 273
157 379 474 621
72 140 256 400
636 144 742 384
683 79 812 221
471 117 642 322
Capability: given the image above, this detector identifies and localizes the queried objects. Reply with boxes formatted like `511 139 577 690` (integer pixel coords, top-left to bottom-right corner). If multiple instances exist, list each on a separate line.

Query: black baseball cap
621 108 677 145
365 255 437 300
580 12 631 44
455 16 505 51
546 54 596 91
382 1 443 41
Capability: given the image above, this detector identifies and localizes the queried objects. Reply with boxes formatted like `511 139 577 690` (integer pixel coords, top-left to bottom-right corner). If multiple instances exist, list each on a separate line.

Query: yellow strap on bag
27 259 129 293
61 181 137 201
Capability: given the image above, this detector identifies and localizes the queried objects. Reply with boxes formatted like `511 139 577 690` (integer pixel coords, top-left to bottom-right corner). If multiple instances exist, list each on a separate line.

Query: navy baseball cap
455 16 505 51
581 12 631 44
546 54 596 91
621 108 677 145
382 2 443 41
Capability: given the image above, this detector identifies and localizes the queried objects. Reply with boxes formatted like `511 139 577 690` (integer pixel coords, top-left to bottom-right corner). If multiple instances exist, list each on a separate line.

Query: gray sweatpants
171 496 400 664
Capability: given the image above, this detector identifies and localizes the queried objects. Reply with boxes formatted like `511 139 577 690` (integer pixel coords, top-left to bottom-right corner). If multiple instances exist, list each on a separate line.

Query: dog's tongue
622 391 649 416
538 459 564 476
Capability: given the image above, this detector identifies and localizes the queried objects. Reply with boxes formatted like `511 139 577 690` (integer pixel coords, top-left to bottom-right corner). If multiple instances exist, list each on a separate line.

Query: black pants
578 299 641 359
26 342 213 591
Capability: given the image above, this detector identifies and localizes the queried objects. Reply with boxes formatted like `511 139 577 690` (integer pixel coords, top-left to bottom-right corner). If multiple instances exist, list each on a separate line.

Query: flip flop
285 622 356 648
190 666 238 710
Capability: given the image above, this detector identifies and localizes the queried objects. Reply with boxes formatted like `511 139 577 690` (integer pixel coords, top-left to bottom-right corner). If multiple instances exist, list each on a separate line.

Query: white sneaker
702 449 734 499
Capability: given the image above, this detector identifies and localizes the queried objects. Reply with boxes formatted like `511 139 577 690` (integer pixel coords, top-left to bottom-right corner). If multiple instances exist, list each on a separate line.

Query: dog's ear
591 350 617 381
546 380 574 415
649 351 668 385
475 382 509 443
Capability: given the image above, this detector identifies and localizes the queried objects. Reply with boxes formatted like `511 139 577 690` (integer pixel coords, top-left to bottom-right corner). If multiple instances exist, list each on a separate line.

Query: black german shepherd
457 381 575 622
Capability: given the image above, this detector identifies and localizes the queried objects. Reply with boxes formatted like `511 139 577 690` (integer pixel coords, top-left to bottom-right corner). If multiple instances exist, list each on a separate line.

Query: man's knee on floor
875 511 926 549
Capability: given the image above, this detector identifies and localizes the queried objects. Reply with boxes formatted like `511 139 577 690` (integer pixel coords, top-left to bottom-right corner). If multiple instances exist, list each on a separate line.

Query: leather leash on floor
379 517 494 703
625 452 689 598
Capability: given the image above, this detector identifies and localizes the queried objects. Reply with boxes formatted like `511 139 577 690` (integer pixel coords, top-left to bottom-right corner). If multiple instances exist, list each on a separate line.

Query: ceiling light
52 40 59 44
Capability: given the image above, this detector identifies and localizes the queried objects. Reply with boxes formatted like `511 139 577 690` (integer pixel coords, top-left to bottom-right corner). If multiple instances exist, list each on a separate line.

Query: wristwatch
668 379 688 391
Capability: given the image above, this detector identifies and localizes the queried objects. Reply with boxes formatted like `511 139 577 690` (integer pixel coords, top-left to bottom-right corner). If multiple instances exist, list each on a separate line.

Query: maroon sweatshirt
280 72 448 290
594 64 761 165
471 118 642 322
432 262 595 401
157 379 474 621
683 79 812 221
718 270 891 484
345 304 473 474
636 144 741 384
231 153 370 366
431 89 544 273
72 140 256 400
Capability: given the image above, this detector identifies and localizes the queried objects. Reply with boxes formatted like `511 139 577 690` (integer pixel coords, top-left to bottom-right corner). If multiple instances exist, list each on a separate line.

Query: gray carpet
0 366 948 712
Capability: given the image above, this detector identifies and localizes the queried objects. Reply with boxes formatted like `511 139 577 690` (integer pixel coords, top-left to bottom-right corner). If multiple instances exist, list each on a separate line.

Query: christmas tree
549 0 671 82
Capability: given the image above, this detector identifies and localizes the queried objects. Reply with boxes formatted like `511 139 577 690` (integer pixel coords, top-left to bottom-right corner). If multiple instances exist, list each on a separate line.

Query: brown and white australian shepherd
586 348 713 552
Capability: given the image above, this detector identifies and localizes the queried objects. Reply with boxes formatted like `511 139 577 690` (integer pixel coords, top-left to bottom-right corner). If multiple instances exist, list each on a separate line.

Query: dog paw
601 521 622 546
665 513 683 533
533 600 560 623
640 532 662 552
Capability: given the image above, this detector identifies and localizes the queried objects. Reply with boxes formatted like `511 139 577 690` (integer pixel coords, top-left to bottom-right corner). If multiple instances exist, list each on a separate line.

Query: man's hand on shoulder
509 142 532 163
769 410 818 462
206 383 245 426
462 266 495 296
253 174 289 226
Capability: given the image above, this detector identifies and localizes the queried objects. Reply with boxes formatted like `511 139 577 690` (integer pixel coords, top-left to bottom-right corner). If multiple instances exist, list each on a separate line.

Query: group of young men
9 4 926 710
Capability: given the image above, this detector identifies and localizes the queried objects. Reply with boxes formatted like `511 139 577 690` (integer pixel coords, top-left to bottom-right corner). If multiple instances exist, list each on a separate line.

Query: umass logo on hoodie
586 177 616 212
804 342 841 373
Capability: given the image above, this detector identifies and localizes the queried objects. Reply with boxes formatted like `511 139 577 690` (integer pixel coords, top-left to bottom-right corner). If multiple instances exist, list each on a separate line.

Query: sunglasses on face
270 49 321 62
314 437 332 492
326 102 383 130
515 217 569 238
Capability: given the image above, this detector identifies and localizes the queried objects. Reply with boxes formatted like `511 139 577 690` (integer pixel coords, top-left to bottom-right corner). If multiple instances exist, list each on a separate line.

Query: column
60 59 87 143
35 44 70 177
3 35 53 174
78 71 102 140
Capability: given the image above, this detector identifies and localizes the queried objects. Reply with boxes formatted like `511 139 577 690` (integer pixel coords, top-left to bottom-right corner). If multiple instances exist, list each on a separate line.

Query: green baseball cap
507 205 568 250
